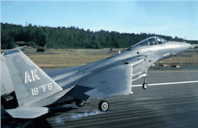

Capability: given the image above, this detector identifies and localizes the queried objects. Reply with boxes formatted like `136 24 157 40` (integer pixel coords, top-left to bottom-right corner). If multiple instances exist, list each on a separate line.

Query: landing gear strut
75 99 86 107
142 77 148 90
98 100 109 112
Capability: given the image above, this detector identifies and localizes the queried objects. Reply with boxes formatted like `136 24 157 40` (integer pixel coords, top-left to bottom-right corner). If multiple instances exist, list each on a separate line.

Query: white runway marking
132 80 198 87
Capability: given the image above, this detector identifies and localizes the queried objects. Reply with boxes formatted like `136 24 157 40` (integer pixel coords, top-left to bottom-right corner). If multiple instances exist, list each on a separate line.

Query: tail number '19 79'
31 83 53 96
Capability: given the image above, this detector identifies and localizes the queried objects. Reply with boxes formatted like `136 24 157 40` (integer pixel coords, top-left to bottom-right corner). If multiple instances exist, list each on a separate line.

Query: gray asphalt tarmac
1 69 198 128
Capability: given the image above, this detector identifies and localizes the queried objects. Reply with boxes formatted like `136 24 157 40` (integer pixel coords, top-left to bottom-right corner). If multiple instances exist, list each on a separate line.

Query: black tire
143 83 148 90
98 100 109 112
75 99 86 107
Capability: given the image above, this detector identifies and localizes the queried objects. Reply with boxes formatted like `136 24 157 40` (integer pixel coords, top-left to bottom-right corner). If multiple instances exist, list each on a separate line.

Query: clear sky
1 0 198 40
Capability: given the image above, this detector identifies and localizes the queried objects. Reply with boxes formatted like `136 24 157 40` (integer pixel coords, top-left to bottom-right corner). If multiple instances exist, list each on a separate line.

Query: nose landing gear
143 77 148 90
143 83 148 90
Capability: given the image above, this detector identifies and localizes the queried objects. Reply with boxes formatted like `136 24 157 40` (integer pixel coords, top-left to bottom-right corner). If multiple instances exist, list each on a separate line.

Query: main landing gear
98 100 109 112
75 99 109 112
142 77 148 90
75 99 86 107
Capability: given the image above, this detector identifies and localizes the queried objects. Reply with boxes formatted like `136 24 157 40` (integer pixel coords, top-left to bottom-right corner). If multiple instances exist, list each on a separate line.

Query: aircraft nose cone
186 43 192 49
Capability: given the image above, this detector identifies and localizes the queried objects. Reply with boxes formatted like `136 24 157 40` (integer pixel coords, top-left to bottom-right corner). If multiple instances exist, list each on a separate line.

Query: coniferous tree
1 22 197 49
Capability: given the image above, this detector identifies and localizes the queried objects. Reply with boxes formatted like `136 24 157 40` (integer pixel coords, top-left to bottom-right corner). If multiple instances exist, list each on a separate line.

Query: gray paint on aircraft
1 36 192 119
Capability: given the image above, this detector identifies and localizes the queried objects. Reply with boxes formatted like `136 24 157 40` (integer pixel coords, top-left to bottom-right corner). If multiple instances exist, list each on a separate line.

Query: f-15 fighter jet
0 36 192 119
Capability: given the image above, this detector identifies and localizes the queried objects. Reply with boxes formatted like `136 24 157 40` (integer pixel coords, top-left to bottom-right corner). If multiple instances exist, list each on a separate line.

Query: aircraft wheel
143 83 148 90
99 100 109 112
75 99 86 107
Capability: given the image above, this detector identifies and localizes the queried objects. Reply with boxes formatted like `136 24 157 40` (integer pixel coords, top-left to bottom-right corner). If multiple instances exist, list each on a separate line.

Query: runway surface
1 69 198 128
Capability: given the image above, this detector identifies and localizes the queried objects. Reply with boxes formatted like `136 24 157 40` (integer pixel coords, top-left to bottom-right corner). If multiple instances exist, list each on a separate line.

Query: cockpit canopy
131 36 168 48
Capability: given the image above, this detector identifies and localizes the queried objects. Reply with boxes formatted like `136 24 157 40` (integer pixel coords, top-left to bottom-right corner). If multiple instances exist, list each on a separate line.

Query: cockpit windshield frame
130 36 168 49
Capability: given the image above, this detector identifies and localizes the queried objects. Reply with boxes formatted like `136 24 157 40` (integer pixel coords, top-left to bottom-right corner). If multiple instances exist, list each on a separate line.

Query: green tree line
1 23 198 49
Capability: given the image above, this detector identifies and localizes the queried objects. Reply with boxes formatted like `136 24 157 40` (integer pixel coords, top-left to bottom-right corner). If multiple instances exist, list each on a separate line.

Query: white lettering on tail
33 69 40 81
25 71 32 83
48 83 53 90
25 69 40 84
31 88 38 96
31 83 53 96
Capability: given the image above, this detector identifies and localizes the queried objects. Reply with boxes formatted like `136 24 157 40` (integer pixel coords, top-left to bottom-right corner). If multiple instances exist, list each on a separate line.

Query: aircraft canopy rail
130 36 168 49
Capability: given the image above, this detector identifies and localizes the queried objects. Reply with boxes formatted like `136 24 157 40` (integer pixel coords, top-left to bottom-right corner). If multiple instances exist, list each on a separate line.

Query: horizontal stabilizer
5 107 48 119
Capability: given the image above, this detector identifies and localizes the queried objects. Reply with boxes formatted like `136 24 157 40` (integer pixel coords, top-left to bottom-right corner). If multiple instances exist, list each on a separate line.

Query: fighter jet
1 36 192 119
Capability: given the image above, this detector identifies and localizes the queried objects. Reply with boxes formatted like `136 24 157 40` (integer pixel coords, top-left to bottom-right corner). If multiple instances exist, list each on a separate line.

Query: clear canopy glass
131 36 168 48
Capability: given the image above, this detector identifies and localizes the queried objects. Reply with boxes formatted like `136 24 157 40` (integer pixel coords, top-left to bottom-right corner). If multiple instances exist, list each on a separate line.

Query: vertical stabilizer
4 49 63 107
1 54 14 96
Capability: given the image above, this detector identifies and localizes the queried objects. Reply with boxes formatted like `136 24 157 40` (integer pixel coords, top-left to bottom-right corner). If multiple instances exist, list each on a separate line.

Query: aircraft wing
79 56 146 99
